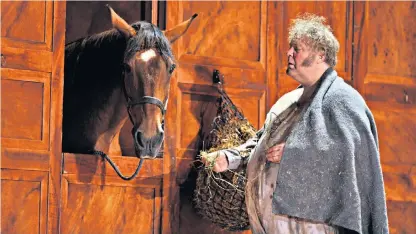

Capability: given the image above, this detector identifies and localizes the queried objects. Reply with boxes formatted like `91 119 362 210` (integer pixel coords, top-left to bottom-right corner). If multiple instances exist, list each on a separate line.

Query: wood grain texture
1 148 49 171
387 200 416 234
2 79 44 140
367 1 416 78
371 107 416 164
382 163 416 203
167 1 269 233
1 169 48 234
63 153 163 179
266 1 279 109
48 2 67 233
365 83 416 105
1 1 46 41
164 1 182 233
1 2 67 233
0 47 52 72
1 1 53 50
1 69 51 152
61 177 160 234
353 2 416 233
181 1 261 61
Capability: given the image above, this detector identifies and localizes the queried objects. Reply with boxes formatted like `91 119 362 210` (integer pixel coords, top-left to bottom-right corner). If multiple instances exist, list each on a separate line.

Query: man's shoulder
323 77 367 111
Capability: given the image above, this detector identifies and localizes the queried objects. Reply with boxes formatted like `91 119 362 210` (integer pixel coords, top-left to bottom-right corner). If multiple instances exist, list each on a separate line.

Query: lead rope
91 150 144 181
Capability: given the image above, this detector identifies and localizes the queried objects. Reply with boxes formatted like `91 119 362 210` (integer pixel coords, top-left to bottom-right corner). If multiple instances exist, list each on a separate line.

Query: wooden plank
1 148 49 171
63 174 162 188
266 1 279 108
179 54 265 70
1 1 53 50
63 153 163 179
352 1 368 94
387 200 416 234
364 82 416 105
0 46 52 72
152 0 158 26
48 2 66 233
364 73 416 86
382 163 416 202
1 169 48 234
181 1 261 62
164 1 182 232
61 176 159 234
1 69 51 151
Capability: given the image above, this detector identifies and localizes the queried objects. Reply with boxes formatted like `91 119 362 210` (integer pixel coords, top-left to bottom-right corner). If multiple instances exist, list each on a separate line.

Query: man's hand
266 143 285 163
201 151 228 173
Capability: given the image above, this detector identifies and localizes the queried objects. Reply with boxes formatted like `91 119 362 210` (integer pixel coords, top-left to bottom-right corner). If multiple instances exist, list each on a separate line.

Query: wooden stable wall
1 1 415 234
353 2 416 233
165 1 270 233
1 1 66 233
166 1 416 234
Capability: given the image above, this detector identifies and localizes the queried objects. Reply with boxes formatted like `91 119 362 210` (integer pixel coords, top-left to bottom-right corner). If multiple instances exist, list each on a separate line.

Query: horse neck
92 86 129 154
63 31 129 154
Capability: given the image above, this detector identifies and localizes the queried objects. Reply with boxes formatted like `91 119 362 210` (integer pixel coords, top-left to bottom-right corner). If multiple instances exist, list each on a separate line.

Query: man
202 13 389 234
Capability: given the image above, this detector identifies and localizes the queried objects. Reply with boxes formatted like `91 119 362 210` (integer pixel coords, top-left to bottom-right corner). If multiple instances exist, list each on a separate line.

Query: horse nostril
133 130 145 148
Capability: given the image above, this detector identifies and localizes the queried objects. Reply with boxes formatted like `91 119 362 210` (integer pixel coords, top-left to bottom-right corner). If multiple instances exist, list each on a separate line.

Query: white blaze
139 49 157 62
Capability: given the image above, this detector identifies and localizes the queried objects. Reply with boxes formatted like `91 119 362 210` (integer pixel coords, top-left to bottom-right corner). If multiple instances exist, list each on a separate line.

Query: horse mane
63 21 174 152
64 21 174 110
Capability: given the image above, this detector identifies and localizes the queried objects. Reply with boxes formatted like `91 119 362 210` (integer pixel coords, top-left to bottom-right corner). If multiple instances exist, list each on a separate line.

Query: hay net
194 82 257 231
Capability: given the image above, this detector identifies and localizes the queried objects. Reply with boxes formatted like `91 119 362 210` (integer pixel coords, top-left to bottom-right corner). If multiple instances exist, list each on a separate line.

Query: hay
194 88 256 231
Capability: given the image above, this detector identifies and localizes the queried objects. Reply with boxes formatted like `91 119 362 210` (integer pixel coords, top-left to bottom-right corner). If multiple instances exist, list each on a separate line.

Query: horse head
109 6 197 158
62 7 197 159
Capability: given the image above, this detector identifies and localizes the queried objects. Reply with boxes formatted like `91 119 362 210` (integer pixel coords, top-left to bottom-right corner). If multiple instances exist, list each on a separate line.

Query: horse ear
107 5 136 38
163 14 198 43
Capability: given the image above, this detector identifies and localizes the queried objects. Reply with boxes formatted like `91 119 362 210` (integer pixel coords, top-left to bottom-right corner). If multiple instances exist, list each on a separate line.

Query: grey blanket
272 69 389 234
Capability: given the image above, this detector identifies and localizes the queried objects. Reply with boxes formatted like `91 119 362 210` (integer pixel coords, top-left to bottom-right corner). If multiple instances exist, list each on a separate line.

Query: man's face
286 39 318 84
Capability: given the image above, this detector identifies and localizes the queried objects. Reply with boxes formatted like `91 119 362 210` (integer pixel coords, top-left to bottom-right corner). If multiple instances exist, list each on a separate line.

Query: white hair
288 13 340 67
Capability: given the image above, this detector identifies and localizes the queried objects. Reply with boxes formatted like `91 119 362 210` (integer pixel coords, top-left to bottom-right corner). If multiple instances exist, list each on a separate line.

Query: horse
63 6 197 161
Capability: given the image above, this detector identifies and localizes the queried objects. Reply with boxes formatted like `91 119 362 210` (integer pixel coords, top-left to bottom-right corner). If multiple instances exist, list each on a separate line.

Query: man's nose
287 47 294 57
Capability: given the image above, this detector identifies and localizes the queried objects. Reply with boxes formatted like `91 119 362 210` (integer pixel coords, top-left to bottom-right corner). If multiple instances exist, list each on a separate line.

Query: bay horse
63 6 197 166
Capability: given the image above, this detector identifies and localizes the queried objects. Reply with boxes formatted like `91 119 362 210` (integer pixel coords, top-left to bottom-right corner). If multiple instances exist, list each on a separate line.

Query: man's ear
317 52 326 64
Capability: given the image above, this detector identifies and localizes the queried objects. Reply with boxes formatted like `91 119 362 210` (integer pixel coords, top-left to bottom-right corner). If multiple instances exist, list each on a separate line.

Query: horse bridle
92 24 176 181
123 23 175 125
122 62 175 127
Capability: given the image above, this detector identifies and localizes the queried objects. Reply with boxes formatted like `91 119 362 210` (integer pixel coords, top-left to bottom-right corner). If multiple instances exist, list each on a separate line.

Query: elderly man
203 14 389 234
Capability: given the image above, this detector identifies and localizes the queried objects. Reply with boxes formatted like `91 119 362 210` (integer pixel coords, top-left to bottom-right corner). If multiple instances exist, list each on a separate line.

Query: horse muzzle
132 129 164 159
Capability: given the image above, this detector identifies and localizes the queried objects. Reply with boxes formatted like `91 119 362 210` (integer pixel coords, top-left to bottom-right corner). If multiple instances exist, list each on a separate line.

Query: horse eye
123 63 131 73
169 64 176 74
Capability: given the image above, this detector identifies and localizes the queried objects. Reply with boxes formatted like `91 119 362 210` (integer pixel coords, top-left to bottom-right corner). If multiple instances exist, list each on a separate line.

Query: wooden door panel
1 47 52 72
1 1 53 50
1 169 48 234
171 0 268 175
61 177 161 234
369 105 416 164
1 68 51 151
387 201 416 234
166 1 269 233
353 2 416 233
182 1 261 61
63 154 163 179
61 153 163 234
382 163 416 203
0 1 66 233
366 2 416 78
